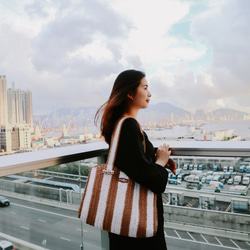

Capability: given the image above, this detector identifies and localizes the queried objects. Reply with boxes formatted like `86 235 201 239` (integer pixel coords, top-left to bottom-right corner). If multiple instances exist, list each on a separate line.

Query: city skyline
0 0 250 115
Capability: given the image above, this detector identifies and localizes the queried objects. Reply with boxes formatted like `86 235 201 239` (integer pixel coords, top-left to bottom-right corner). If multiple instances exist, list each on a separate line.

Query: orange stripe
136 186 148 238
154 194 158 234
120 178 135 236
86 165 105 225
102 166 120 231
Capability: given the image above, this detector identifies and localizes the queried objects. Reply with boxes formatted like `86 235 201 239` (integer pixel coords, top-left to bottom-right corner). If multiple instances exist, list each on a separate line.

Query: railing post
59 188 62 202
70 190 73 204
79 161 85 250
97 155 106 164
66 189 69 204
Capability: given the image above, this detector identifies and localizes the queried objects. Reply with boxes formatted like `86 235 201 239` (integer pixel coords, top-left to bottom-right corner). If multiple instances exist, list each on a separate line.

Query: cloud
1 0 250 115
146 0 250 114
190 0 250 111
31 1 131 78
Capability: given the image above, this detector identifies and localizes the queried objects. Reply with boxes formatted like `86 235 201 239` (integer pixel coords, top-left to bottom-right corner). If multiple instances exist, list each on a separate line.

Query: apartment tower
0 75 8 126
7 84 33 125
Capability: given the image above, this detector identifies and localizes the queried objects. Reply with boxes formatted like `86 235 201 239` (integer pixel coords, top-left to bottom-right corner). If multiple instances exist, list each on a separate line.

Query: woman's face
131 77 151 110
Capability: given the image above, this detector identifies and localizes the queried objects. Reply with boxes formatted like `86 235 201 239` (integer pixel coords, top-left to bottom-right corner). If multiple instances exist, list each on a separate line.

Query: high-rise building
0 126 12 152
0 75 8 126
0 76 33 153
8 88 22 124
11 127 20 151
19 125 31 151
23 90 33 125
7 88 33 125
0 125 32 153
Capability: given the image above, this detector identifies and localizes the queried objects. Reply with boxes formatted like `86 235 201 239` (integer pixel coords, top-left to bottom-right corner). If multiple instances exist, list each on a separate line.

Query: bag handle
106 117 127 172
105 117 145 173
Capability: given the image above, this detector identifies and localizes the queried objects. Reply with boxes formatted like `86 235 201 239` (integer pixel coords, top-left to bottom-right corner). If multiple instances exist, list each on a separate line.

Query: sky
0 0 250 115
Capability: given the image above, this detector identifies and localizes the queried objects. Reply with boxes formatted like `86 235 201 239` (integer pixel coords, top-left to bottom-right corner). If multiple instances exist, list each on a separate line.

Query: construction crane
40 116 44 133
62 117 73 137
67 117 72 131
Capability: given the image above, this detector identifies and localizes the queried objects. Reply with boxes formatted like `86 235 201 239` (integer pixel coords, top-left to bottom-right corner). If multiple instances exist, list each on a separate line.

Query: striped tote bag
78 117 158 238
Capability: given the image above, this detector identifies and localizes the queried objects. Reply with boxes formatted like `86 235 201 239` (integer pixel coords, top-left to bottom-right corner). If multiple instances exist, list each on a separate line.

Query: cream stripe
106 117 127 171
128 182 140 237
146 190 155 237
94 172 113 229
80 167 97 222
93 117 127 229
110 171 129 234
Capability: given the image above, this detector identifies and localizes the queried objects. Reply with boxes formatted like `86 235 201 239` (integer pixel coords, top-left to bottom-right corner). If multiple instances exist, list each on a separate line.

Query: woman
95 69 176 250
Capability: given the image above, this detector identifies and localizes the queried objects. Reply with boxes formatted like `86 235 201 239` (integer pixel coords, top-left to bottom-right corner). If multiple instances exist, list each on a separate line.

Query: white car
0 240 16 250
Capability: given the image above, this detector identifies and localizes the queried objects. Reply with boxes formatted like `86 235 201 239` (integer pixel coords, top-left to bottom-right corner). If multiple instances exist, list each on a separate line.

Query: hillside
34 103 249 128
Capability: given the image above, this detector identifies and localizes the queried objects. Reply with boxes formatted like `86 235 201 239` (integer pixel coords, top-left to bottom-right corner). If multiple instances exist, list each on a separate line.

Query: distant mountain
148 102 189 116
138 102 190 122
34 106 98 128
207 108 248 120
33 103 248 128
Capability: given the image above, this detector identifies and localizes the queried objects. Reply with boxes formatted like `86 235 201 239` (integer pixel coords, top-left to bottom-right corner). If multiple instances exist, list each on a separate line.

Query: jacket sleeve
114 118 168 194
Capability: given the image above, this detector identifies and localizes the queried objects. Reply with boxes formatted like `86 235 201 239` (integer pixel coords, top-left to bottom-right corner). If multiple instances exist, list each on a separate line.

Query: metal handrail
0 140 250 249
0 140 250 177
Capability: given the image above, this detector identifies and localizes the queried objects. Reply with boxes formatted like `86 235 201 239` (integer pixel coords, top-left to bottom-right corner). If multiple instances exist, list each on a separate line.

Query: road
0 197 82 249
0 197 249 250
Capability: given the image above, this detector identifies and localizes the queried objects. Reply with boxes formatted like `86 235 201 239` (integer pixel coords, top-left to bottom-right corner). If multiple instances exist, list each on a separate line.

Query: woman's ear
127 93 133 100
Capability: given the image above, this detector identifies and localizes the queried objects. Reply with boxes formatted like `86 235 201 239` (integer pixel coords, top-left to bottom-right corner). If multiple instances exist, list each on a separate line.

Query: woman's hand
155 144 176 175
155 143 171 167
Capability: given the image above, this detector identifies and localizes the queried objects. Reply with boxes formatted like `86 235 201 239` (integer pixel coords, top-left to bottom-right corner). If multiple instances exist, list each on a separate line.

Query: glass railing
0 141 250 250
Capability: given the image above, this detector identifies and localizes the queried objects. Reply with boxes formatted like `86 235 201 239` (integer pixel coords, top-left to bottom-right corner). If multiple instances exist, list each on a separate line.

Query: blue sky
0 0 249 115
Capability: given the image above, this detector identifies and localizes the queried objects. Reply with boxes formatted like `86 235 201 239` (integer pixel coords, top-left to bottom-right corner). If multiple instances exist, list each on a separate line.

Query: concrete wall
166 186 250 203
0 179 80 205
164 204 250 232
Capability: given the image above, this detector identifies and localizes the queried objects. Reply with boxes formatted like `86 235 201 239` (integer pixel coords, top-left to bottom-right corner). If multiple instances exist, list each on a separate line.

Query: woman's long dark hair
95 69 145 144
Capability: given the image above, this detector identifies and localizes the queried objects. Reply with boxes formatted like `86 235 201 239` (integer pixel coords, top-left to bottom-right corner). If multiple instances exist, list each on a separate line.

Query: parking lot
165 228 250 250
168 160 250 194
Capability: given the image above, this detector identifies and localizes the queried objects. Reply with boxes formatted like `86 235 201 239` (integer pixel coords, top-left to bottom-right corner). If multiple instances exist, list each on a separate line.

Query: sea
200 120 250 140
145 120 250 141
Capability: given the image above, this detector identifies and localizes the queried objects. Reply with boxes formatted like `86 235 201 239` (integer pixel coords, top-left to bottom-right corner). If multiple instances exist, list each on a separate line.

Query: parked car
234 175 242 185
220 179 226 184
223 166 228 172
246 165 250 173
201 177 206 183
0 240 16 250
239 165 246 173
189 164 194 170
213 165 218 171
198 164 205 170
0 196 10 207
242 176 250 185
